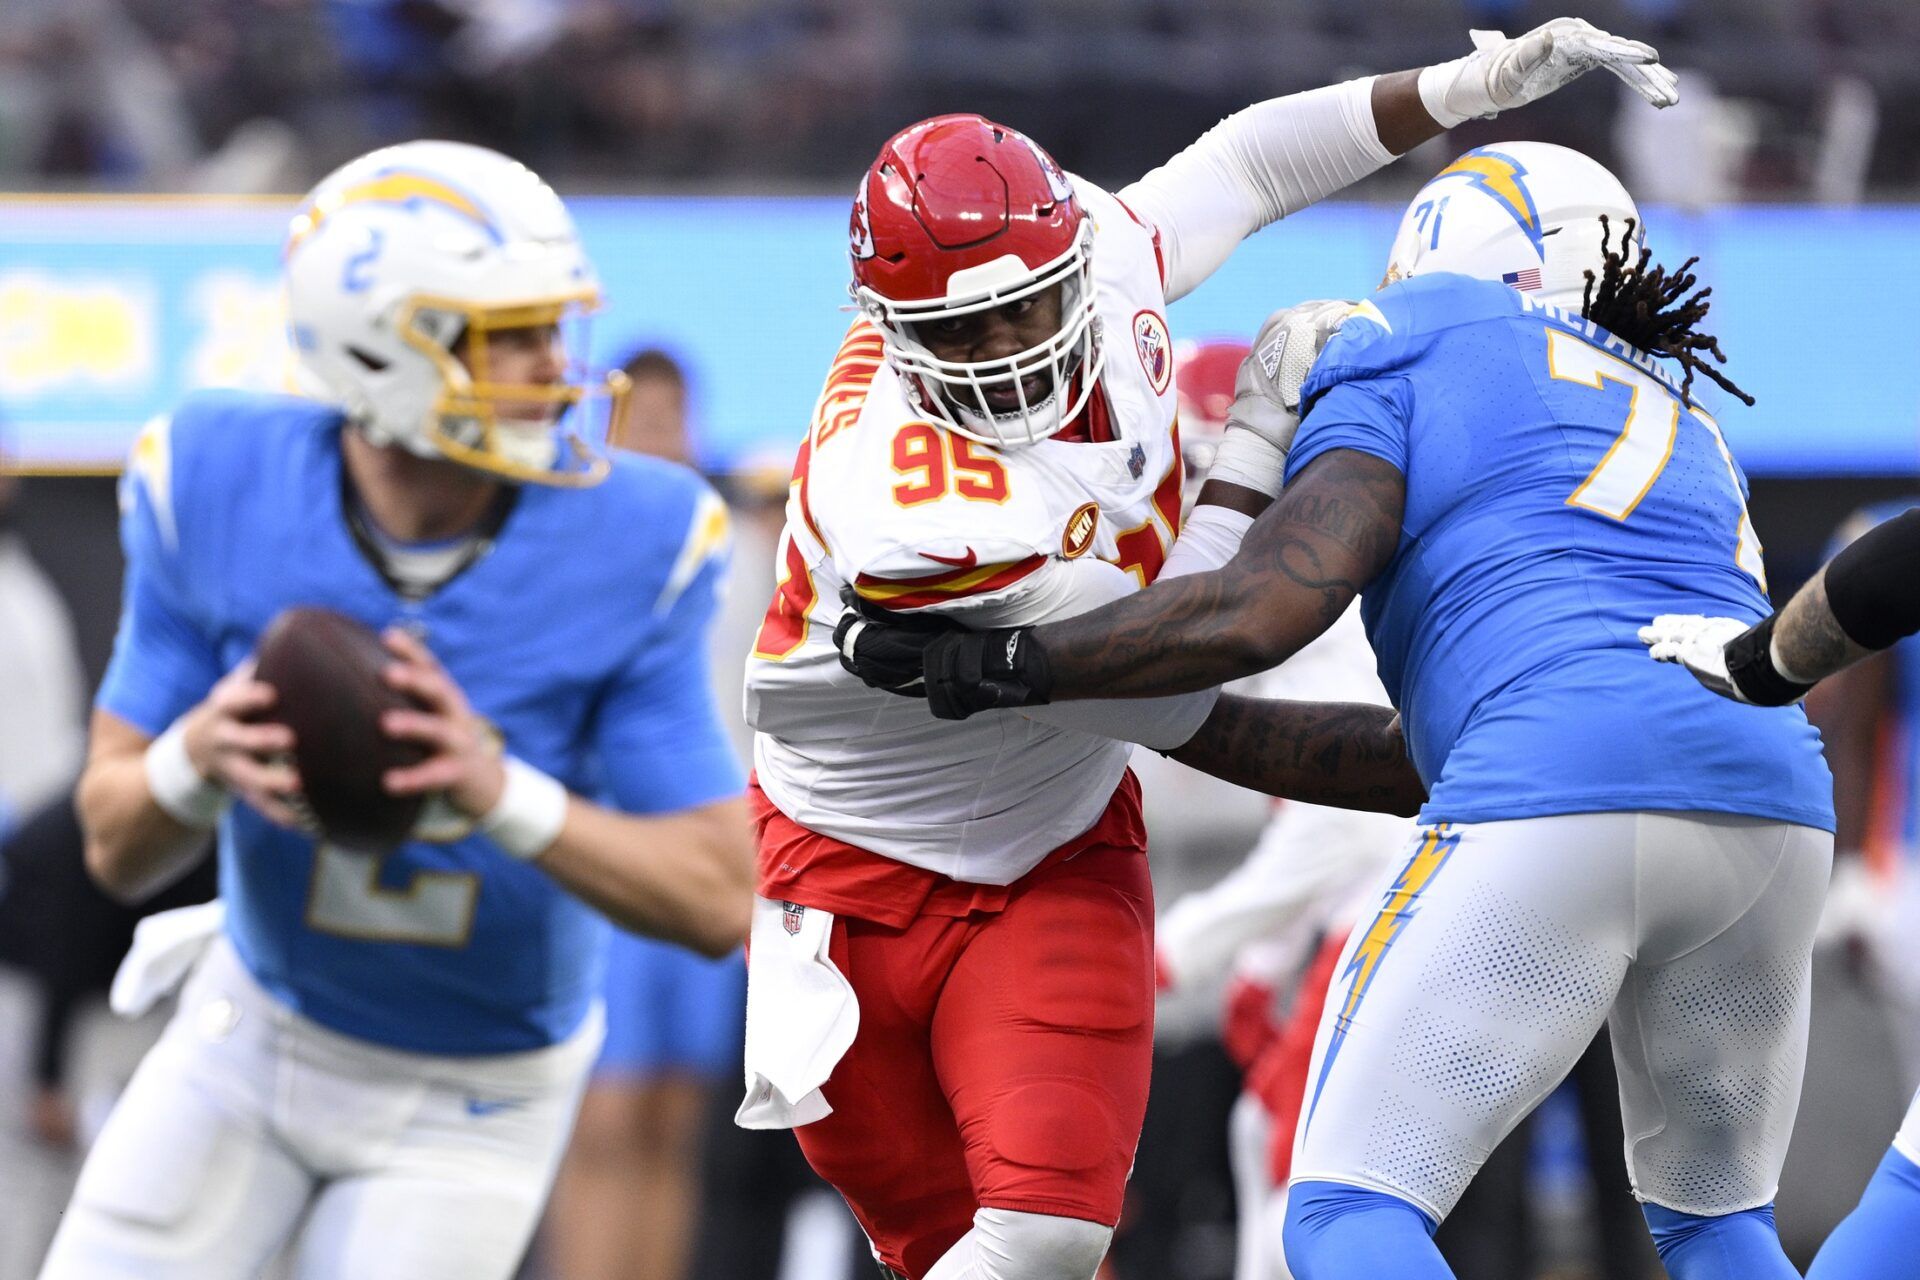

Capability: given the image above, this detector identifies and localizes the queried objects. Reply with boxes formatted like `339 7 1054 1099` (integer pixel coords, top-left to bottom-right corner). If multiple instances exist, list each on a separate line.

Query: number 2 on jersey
1547 330 1766 589
307 843 477 947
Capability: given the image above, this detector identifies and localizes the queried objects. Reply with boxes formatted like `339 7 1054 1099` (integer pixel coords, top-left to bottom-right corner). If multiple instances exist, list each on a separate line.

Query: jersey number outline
1548 330 1765 589
305 843 478 948
753 524 818 661
891 423 1011 507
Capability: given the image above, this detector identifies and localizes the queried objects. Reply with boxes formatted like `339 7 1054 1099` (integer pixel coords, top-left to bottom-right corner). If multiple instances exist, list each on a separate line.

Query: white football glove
1206 298 1353 500
1638 613 1756 703
1418 18 1680 129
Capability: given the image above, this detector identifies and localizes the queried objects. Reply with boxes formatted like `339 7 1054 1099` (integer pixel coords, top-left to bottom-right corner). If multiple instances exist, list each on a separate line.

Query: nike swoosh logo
465 1097 525 1117
921 549 978 569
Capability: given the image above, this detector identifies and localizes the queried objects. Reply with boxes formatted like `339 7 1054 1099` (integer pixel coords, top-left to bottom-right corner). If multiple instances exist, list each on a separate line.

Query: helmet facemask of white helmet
1382 141 1643 314
392 291 627 484
856 224 1106 449
284 141 627 487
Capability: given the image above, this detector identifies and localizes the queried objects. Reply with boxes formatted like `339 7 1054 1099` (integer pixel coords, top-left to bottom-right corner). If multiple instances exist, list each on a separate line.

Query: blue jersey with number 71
98 390 745 1054
1285 272 1833 831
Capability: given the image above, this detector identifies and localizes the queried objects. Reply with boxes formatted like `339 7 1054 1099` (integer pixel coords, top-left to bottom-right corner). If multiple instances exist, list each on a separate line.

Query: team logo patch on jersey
1062 502 1099 559
782 901 806 936
1133 310 1172 394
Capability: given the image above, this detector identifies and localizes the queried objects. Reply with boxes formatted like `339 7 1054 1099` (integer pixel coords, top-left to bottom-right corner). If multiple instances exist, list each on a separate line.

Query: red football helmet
849 114 1105 447
1173 338 1252 499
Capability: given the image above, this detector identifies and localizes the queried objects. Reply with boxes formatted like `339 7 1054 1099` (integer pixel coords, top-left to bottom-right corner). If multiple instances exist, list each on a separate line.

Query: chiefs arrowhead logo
850 193 876 261
1062 502 1099 560
1015 131 1075 203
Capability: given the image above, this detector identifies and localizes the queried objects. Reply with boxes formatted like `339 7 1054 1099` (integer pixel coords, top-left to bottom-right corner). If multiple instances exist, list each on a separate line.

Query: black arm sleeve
1826 507 1920 652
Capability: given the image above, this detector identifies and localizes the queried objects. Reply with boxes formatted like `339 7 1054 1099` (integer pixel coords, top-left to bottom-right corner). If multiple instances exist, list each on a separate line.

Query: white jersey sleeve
1119 77 1395 302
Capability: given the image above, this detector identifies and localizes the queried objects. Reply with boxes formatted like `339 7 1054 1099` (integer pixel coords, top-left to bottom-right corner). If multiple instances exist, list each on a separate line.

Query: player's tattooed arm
1170 696 1425 817
1772 570 1875 686
1032 449 1406 699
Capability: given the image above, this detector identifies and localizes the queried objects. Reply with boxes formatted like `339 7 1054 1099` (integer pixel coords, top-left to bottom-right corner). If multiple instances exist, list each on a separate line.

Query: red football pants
791 845 1155 1278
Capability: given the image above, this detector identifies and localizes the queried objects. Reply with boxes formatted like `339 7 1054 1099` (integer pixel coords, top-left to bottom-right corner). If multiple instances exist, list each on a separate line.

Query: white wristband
1416 59 1475 130
1206 423 1290 500
145 720 227 829
479 757 570 861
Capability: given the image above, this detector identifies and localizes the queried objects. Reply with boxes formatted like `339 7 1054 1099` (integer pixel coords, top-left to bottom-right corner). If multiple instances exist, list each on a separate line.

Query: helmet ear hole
346 346 390 372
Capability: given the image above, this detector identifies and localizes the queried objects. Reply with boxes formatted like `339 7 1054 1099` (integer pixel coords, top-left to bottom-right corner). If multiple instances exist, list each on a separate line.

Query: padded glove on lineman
1206 298 1353 499
1639 613 1812 706
835 614 1051 721
1418 18 1679 129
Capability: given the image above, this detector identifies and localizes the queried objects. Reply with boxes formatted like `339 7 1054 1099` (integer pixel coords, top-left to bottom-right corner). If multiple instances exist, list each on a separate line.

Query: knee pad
972 1207 1112 1280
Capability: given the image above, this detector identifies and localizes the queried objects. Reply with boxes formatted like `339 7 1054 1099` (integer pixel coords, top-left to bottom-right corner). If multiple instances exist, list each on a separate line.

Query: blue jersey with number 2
1285 274 1832 831
98 391 745 1054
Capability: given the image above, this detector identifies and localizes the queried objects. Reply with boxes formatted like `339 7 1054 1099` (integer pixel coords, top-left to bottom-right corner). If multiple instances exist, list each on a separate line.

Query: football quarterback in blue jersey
836 143 1834 1280
39 142 753 1280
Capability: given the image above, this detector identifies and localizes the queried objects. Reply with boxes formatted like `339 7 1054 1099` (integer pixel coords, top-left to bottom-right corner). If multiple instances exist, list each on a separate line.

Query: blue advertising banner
1 196 1914 476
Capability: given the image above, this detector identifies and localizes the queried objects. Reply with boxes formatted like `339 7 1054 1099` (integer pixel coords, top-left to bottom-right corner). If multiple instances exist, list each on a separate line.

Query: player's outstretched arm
1023 448 1404 701
1643 507 1920 704
1169 696 1425 818
838 449 1406 719
1124 19 1675 301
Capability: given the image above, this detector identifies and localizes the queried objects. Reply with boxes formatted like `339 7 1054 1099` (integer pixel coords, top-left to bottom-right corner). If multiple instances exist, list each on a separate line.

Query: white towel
735 894 859 1130
109 899 227 1018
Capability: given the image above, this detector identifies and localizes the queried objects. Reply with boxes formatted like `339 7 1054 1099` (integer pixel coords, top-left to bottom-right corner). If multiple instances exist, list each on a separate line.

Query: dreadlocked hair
1579 215 1754 407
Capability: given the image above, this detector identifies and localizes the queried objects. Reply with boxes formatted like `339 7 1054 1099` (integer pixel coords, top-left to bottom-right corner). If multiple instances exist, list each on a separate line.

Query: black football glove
833 586 961 696
919 626 1054 720
835 605 1054 721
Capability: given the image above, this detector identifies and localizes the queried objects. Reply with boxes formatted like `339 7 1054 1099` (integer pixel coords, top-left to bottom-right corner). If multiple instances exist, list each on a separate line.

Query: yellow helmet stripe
1435 151 1544 254
286 172 501 256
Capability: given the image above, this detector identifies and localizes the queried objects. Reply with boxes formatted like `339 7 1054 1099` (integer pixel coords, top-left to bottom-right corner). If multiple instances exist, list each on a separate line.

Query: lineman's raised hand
1419 18 1679 129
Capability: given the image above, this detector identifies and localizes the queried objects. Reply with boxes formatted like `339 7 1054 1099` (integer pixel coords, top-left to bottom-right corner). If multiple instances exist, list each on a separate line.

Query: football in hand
251 607 427 852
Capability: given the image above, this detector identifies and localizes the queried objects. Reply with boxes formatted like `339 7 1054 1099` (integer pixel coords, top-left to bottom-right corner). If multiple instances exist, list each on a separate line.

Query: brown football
252 607 426 853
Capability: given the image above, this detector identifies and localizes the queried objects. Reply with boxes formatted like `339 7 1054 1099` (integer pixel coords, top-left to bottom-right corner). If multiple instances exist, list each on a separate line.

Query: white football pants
1291 811 1831 1223
37 937 601 1280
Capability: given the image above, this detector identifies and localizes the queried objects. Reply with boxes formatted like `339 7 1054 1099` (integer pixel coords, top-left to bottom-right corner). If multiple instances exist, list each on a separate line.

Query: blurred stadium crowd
1 0 1916 196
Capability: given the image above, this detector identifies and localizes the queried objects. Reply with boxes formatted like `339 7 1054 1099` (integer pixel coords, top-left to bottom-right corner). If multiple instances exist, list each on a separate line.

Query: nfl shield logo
1127 444 1146 479
781 901 806 936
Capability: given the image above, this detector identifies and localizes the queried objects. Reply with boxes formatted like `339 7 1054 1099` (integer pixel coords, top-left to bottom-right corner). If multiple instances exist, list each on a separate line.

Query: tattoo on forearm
1171 696 1426 817
1774 571 1872 685
1032 450 1407 699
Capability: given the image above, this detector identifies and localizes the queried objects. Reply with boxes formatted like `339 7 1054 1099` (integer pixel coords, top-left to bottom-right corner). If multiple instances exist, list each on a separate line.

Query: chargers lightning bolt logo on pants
1305 824 1461 1132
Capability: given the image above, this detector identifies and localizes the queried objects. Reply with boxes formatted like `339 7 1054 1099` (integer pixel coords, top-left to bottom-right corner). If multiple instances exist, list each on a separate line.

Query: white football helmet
1384 141 1642 312
284 140 622 486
